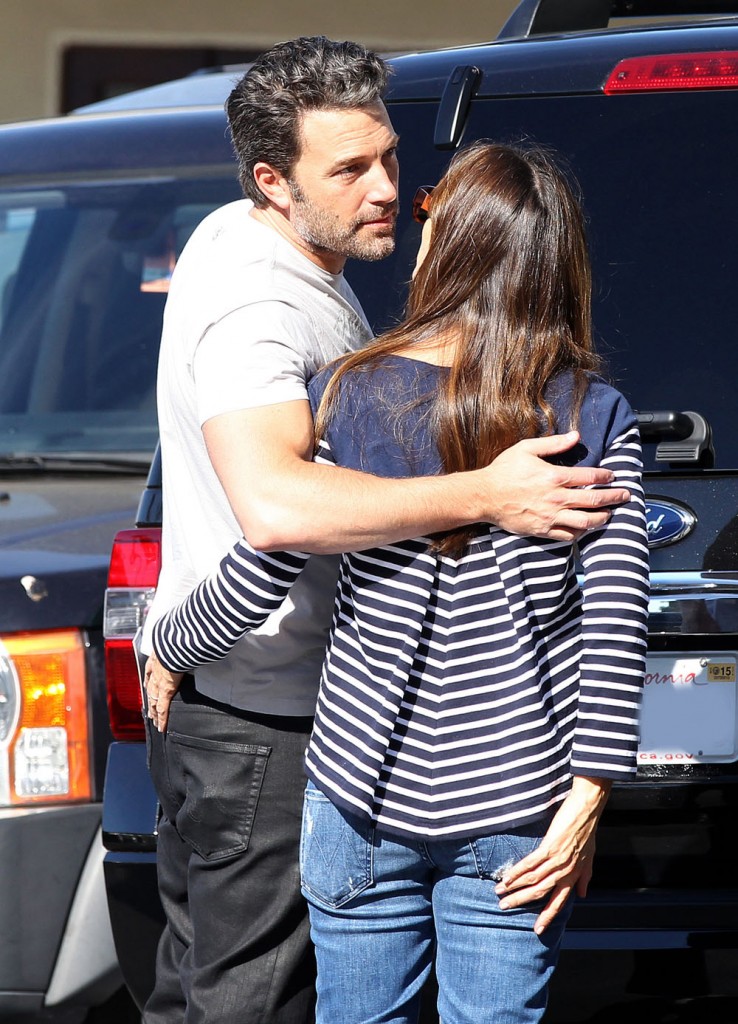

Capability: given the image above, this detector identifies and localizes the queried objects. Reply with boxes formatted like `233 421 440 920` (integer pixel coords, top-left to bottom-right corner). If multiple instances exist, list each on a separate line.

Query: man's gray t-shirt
141 199 372 715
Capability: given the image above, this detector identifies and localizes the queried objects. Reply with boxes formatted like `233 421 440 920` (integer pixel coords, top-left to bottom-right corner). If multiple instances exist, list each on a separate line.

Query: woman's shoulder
578 374 639 458
582 374 637 426
547 370 634 416
545 370 638 465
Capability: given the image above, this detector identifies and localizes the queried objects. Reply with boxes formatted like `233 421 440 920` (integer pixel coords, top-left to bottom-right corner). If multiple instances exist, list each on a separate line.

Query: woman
149 141 649 1024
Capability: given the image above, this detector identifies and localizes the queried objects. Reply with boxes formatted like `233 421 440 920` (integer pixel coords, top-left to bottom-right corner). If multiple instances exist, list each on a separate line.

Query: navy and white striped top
153 355 649 840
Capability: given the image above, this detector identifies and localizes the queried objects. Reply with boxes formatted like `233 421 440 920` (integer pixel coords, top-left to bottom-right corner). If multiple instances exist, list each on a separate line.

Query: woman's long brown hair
315 141 602 556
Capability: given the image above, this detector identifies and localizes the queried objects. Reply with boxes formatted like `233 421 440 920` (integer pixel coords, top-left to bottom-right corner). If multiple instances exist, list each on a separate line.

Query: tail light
0 629 91 805
605 51 738 94
104 529 161 740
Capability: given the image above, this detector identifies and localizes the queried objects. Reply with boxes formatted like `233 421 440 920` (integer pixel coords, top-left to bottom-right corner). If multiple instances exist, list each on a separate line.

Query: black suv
102 0 738 1014
0 86 240 1020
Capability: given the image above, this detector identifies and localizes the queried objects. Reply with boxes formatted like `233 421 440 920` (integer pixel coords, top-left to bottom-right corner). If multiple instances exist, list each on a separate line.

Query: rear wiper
0 452 151 473
636 410 714 468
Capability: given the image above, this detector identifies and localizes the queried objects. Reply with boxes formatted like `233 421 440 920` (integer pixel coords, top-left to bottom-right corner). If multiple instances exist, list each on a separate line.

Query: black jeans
143 676 316 1024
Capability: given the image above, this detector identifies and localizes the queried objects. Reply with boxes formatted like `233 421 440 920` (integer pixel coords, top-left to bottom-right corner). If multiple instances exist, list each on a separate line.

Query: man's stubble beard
289 181 396 263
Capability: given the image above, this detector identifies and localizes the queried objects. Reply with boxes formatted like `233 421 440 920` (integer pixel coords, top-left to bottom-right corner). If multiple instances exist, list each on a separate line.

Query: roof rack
497 0 738 40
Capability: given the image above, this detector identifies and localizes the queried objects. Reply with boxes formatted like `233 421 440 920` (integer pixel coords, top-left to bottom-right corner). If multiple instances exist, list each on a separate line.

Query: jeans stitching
302 792 373 908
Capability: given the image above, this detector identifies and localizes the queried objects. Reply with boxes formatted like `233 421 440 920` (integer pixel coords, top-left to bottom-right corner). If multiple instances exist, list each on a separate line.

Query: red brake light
104 528 162 740
107 528 162 587
605 51 738 94
105 639 148 740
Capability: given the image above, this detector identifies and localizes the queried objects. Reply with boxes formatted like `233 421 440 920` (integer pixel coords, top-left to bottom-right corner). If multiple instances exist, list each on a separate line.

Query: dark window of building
61 45 262 113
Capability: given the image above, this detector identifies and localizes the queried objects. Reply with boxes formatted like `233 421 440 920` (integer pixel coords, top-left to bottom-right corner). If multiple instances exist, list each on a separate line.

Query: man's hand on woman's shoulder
480 431 630 541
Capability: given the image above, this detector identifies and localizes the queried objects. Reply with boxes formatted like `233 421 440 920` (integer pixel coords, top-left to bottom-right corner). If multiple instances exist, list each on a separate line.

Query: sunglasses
412 185 435 224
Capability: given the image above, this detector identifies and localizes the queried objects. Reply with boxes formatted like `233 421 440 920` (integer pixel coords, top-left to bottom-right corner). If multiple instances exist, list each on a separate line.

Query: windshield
0 176 239 457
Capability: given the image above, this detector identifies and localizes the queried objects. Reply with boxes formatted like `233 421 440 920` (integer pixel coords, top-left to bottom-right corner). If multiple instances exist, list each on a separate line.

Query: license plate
638 653 738 764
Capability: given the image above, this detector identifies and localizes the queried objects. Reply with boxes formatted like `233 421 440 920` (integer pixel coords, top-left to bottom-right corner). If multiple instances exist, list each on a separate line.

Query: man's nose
367 163 398 205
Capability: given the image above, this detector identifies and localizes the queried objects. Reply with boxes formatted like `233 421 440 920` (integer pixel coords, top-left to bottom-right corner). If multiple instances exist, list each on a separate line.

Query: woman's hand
494 776 612 934
144 652 183 734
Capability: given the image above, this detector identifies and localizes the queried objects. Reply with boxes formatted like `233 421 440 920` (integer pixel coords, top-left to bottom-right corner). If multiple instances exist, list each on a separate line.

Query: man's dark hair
226 36 390 206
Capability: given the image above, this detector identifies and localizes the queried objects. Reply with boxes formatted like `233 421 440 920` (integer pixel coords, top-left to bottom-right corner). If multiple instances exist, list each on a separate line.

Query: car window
0 201 39 334
0 175 240 457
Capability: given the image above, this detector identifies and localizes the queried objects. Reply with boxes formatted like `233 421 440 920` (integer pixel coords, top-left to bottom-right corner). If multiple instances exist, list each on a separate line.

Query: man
141 36 627 1024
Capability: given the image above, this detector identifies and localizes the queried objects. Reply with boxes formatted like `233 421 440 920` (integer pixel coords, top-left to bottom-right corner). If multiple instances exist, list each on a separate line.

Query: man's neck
250 205 346 275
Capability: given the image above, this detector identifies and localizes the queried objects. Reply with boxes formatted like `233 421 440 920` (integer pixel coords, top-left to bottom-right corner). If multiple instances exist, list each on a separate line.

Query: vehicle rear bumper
103 741 163 1010
104 852 162 1011
566 889 738 949
0 802 121 1017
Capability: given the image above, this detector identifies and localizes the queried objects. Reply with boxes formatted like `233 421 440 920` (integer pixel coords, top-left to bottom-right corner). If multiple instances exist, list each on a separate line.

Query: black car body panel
0 100 239 1018
0 471 146 1015
0 477 143 629
0 108 236 182
102 744 162 1011
98 1 738 1011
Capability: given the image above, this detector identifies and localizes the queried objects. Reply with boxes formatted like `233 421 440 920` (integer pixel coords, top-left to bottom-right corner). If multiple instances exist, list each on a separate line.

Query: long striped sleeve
152 543 309 672
572 401 649 778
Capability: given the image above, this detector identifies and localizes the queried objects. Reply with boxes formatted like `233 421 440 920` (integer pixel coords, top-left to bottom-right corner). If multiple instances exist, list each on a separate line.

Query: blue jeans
300 780 571 1024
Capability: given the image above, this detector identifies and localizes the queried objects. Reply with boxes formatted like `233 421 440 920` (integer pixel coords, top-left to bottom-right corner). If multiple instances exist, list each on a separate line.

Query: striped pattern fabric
153 358 649 840
153 547 310 672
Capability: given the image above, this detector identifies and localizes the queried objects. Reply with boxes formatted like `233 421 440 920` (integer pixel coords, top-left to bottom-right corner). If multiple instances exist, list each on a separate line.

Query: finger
518 431 580 456
155 692 173 733
496 851 549 892
499 877 557 909
542 526 586 543
549 509 612 534
534 885 572 935
576 868 593 899
565 486 630 508
498 887 536 910
146 682 159 715
550 499 633 533
498 846 580 897
553 466 620 488
498 863 566 900
156 701 170 733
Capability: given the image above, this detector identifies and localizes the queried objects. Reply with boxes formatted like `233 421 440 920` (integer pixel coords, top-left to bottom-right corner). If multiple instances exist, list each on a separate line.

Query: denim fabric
144 678 316 1024
152 722 270 861
300 781 571 1024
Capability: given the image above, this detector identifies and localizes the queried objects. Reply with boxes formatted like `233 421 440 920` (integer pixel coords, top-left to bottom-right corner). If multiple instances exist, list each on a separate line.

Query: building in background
1 0 514 124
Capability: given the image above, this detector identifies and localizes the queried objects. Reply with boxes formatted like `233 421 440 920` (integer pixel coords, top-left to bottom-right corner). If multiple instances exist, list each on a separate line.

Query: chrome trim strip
648 572 738 635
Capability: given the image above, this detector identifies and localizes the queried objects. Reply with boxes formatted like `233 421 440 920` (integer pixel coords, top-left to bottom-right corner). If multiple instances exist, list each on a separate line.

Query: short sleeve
193 301 316 426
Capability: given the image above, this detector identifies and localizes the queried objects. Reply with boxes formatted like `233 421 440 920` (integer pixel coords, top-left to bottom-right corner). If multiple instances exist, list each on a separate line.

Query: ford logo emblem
645 498 696 548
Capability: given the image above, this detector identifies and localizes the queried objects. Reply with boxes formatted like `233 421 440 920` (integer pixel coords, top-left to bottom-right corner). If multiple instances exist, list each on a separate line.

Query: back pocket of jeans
470 830 543 884
167 731 270 861
300 784 373 909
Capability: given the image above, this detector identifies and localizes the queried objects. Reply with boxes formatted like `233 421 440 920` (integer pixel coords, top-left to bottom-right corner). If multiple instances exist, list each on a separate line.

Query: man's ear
253 162 291 211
